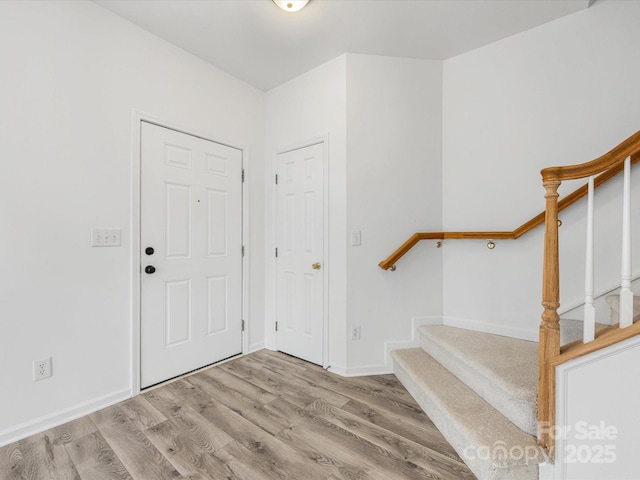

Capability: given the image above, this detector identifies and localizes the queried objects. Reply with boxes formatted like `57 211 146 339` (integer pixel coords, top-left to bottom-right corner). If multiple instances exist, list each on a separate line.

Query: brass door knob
312 262 321 270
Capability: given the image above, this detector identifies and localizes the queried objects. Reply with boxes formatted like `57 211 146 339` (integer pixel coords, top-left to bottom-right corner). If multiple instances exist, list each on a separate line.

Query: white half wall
554 335 640 480
0 0 264 445
442 0 640 336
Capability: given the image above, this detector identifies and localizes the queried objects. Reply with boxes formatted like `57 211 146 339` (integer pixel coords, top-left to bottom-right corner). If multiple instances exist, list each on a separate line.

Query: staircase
392 326 545 480
392 295 636 480
383 132 640 480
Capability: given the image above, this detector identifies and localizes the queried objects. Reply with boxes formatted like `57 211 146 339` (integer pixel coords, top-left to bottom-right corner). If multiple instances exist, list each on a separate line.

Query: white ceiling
95 0 591 91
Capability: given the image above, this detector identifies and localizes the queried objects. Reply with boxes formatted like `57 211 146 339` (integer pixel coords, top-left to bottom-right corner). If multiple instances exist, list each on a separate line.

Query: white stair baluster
584 175 595 342
620 156 633 328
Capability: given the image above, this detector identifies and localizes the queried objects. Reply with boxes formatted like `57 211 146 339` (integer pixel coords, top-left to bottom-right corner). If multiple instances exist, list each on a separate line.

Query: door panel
141 122 242 388
276 143 324 365
164 183 191 258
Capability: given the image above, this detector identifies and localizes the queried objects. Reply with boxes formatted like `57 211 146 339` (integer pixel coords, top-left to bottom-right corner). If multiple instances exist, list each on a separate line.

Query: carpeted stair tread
605 294 640 325
419 325 537 436
392 348 546 480
560 318 609 345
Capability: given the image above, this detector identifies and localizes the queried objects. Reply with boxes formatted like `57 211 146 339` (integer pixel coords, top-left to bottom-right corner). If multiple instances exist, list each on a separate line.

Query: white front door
140 121 243 388
275 142 325 365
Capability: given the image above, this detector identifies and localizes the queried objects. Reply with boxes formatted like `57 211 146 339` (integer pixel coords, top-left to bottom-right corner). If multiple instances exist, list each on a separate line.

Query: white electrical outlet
91 228 121 247
351 325 361 340
33 357 52 381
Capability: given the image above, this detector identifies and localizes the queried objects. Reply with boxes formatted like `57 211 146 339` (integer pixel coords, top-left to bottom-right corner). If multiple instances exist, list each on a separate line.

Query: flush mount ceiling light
272 0 309 13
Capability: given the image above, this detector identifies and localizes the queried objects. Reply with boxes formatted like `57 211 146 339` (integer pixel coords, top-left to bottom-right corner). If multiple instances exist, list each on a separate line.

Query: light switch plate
351 230 362 246
91 228 121 247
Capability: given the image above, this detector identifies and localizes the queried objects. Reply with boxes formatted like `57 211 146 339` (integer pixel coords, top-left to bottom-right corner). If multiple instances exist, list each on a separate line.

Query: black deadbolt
145 265 156 274
145 247 155 255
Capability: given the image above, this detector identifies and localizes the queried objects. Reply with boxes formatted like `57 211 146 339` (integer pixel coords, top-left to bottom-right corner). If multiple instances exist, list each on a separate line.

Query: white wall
345 54 443 372
0 0 264 445
265 54 443 375
264 55 349 371
442 0 640 339
6 0 639 449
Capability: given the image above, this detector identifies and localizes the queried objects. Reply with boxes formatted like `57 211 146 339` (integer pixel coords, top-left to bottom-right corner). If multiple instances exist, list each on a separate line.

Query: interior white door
275 142 325 365
140 121 243 388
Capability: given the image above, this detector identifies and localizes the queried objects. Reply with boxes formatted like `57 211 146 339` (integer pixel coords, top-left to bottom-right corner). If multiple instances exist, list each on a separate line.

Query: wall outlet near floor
33 357 52 381
351 325 361 340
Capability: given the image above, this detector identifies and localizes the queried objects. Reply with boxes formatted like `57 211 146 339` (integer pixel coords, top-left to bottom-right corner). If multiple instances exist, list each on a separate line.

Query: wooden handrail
538 131 640 455
378 152 640 271
542 130 640 182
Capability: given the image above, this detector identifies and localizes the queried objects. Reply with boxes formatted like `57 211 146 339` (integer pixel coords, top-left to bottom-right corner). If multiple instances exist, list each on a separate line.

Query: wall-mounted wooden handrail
378 151 640 271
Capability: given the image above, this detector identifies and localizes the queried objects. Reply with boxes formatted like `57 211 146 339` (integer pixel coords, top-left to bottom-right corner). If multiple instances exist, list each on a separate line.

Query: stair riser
392 350 541 480
606 294 640 325
420 333 537 436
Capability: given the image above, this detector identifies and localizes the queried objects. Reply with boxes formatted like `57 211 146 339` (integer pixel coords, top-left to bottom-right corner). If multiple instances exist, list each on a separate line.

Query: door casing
130 109 250 395
272 136 330 368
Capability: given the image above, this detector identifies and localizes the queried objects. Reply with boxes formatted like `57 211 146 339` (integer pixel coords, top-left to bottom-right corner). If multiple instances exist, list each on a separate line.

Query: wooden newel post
539 179 561 451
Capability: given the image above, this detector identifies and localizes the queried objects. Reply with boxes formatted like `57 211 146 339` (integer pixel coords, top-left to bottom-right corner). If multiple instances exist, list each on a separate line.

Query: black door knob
145 265 156 274
145 247 154 255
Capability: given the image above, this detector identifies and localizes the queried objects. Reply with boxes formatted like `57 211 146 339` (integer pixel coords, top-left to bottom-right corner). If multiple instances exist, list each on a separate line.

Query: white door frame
272 135 330 368
130 109 250 395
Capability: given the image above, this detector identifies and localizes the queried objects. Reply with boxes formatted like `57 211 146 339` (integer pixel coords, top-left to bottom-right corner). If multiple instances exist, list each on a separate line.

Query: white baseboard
248 341 265 353
326 363 348 376
338 365 393 377
327 363 392 377
384 316 443 366
0 388 131 448
275 315 536 379
329 316 444 378
443 316 538 342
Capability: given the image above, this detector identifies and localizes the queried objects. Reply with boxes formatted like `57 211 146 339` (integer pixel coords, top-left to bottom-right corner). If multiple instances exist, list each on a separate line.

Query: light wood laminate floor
0 349 476 479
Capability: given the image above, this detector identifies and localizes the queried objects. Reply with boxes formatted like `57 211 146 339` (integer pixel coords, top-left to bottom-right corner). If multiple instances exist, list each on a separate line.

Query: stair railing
539 131 640 455
379 131 640 457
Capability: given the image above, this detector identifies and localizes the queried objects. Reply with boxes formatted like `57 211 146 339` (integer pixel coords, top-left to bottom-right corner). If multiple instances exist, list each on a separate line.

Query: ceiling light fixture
272 0 309 13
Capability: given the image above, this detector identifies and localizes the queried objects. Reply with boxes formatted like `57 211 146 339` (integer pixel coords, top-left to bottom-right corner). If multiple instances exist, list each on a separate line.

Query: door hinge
242 319 245 331
275 321 278 332
275 247 278 258
242 169 245 183
275 174 278 185
242 245 245 257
